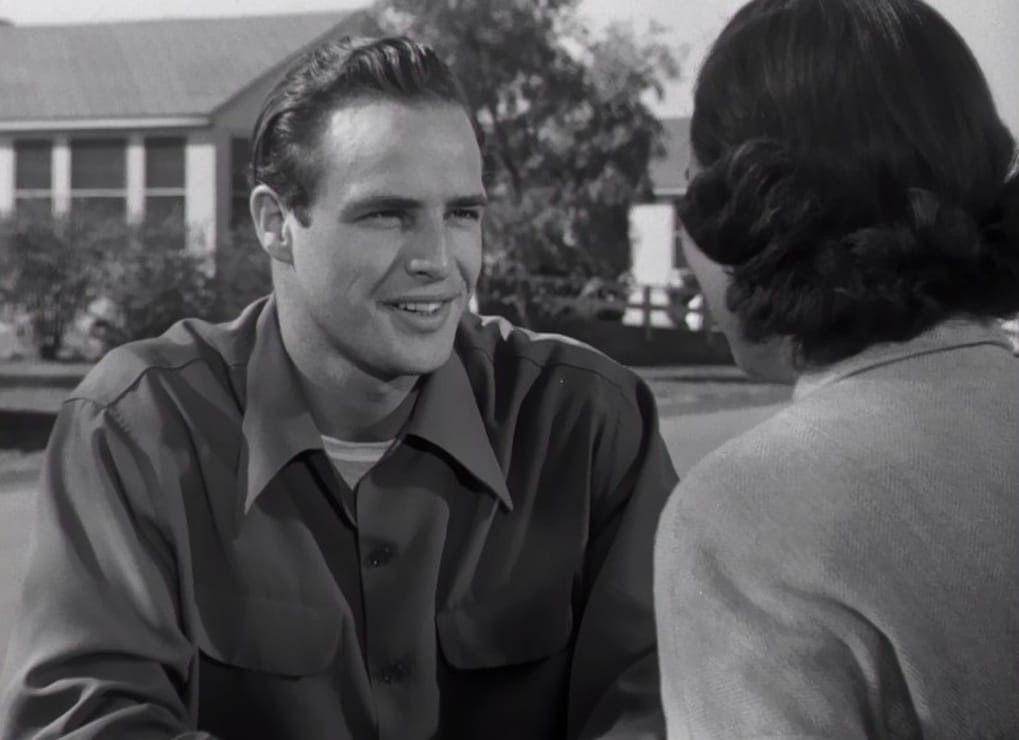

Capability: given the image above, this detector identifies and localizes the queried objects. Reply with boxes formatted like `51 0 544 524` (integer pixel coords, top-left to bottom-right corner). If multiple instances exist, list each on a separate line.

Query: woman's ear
250 184 294 265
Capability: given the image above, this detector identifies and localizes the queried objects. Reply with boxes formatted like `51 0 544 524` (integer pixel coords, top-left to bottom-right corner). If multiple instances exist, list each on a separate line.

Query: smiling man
0 37 677 740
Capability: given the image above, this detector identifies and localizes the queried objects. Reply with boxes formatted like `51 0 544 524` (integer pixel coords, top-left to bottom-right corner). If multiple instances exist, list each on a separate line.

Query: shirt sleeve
568 378 679 740
0 398 212 740
653 465 917 739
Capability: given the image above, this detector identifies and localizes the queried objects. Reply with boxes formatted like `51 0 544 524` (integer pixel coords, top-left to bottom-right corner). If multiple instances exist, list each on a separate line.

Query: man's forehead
317 99 483 200
322 99 478 159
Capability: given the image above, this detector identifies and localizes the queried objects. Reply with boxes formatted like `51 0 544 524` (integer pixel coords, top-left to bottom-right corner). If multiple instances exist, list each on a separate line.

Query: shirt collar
402 347 513 511
238 297 512 516
793 318 1015 402
238 295 323 518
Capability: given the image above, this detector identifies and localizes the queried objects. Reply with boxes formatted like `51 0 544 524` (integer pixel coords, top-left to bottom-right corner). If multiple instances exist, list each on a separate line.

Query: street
0 400 788 672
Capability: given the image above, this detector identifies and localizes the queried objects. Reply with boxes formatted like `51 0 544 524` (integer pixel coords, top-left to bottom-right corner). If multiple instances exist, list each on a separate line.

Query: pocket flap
437 582 574 669
194 586 342 677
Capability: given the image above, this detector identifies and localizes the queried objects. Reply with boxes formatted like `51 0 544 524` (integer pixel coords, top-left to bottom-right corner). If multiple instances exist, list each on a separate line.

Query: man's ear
250 184 294 265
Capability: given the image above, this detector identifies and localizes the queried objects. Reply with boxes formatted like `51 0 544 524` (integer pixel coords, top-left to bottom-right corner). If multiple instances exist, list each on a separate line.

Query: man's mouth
393 301 445 315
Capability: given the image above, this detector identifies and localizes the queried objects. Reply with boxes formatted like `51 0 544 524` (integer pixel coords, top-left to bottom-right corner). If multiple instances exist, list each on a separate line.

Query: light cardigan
654 320 1019 739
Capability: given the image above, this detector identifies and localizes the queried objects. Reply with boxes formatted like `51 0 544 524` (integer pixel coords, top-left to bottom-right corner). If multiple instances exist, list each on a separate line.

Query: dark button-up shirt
0 295 677 740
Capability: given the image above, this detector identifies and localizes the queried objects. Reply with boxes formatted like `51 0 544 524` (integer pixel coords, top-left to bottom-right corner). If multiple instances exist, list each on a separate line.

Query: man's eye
449 208 482 222
364 210 404 225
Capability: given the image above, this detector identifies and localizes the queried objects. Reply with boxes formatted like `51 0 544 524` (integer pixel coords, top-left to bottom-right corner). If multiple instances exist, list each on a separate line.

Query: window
14 140 52 218
230 137 251 229
70 138 126 223
144 137 186 230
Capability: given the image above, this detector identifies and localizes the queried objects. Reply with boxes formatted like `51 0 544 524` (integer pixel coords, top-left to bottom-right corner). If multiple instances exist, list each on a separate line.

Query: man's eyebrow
448 193 488 208
344 195 421 213
343 193 488 213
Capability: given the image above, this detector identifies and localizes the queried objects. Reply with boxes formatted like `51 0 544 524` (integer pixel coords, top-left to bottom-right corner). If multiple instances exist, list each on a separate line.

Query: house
0 11 370 252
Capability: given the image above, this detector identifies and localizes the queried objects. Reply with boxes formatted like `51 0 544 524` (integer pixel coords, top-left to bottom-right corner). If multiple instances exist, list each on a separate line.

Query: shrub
0 211 274 359
96 215 217 349
209 223 272 321
0 213 112 359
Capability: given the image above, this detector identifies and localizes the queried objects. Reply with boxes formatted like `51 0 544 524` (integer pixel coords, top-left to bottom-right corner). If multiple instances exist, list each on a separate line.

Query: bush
96 215 217 349
0 213 112 359
0 211 273 360
209 223 272 321
476 270 629 330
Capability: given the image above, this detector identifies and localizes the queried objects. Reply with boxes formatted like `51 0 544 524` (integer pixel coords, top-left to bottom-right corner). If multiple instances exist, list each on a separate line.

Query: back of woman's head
680 0 1019 366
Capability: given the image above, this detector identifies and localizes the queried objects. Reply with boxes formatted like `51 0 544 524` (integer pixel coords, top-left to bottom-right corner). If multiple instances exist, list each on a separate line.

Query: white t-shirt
319 434 394 489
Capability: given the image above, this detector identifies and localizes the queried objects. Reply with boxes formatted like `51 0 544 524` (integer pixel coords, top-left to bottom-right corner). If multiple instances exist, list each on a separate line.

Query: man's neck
278 315 419 443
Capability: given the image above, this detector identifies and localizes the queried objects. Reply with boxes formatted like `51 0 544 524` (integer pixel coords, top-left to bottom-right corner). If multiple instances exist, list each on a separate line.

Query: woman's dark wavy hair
680 0 1019 366
248 35 480 225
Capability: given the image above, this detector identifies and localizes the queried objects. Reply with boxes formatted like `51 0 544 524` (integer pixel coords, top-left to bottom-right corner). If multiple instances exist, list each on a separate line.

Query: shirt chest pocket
436 580 575 669
193 585 343 677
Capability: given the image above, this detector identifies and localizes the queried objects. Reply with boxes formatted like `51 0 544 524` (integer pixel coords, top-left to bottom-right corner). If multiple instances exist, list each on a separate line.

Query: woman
653 0 1019 737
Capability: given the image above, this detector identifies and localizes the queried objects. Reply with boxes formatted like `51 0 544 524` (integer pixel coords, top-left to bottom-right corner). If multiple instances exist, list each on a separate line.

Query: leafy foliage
208 223 273 323
0 211 271 359
0 213 111 359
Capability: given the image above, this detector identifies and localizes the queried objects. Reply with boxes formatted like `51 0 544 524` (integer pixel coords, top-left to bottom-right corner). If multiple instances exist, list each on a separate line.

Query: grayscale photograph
0 0 1016 737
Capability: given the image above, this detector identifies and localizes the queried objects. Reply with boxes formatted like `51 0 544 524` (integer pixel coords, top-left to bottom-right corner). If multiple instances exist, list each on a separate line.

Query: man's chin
372 339 456 381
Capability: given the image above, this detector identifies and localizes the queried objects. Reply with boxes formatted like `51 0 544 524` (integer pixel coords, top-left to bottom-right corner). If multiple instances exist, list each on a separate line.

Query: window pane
15 140 51 190
231 138 250 193
71 139 126 189
14 196 52 221
145 195 186 228
70 196 126 224
146 137 185 189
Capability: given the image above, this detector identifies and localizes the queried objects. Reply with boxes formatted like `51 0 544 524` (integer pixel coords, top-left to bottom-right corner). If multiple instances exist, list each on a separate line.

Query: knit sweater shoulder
654 334 1019 738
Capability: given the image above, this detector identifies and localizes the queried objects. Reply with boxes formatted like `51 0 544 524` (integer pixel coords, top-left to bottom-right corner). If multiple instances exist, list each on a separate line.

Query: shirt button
365 543 396 567
378 661 410 684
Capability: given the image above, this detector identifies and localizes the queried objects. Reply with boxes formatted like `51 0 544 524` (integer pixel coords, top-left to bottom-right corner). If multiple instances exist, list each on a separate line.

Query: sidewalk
634 364 756 383
0 359 775 416
0 360 756 386
0 362 95 390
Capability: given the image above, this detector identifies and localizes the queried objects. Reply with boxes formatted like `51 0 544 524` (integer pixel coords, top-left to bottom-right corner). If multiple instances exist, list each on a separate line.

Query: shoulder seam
66 355 247 410
457 341 637 406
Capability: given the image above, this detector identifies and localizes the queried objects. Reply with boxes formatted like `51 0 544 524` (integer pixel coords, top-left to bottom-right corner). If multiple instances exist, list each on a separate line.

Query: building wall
211 71 291 236
623 202 679 328
0 137 12 215
185 128 223 252
214 69 287 137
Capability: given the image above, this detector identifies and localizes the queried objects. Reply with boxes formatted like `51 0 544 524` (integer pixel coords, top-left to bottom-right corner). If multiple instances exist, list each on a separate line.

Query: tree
370 0 679 282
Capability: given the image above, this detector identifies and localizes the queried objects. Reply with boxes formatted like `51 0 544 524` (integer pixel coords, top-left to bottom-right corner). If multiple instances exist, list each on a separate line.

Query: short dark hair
249 35 479 224
679 0 1019 366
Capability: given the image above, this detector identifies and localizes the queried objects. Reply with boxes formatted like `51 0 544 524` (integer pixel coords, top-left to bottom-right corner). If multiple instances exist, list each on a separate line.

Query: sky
0 0 1015 131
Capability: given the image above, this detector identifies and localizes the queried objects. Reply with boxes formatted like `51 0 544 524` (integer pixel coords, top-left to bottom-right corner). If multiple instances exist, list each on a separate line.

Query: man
0 36 677 740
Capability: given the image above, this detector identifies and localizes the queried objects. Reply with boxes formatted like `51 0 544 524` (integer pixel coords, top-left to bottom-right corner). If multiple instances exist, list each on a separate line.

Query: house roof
649 116 691 196
0 11 368 124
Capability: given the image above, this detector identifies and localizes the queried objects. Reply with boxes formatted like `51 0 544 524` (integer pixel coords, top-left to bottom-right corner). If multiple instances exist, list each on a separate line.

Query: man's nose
405 216 453 278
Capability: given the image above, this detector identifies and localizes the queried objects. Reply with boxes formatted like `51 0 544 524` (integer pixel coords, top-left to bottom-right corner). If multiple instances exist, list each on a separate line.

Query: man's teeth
396 301 443 314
